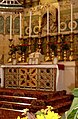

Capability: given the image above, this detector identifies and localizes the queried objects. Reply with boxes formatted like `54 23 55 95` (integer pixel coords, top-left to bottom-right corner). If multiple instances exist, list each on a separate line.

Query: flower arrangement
9 45 18 55
49 41 57 51
49 40 57 56
9 43 28 55
17 43 28 54
61 41 70 51
60 35 70 51
17 106 61 119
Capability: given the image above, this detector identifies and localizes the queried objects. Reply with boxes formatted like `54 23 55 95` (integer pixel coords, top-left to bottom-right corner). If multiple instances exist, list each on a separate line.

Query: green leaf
67 109 77 119
35 111 43 116
72 88 78 97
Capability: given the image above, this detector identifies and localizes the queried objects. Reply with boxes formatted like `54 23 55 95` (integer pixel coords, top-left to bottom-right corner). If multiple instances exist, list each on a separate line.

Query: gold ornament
7 57 12 63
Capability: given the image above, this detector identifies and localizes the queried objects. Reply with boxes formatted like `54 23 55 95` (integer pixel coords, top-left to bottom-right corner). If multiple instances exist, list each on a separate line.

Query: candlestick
29 11 32 37
58 4 60 33
20 13 22 38
47 8 49 35
10 15 12 39
71 3 73 33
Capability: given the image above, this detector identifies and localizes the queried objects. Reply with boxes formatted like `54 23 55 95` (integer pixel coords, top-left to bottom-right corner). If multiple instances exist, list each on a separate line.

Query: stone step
0 94 72 105
0 94 73 113
22 101 72 113
0 100 31 110
0 94 37 103
0 108 23 119
0 88 73 115
45 95 73 106
0 88 67 99
0 100 72 117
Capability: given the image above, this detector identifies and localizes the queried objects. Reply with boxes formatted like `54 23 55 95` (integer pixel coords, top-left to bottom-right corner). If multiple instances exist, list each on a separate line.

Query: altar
0 64 64 91
0 61 78 93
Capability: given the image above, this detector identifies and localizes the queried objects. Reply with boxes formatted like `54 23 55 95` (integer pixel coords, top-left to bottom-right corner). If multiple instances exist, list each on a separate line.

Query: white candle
47 8 49 35
29 11 32 37
71 3 73 33
10 15 12 39
20 13 22 38
58 4 60 33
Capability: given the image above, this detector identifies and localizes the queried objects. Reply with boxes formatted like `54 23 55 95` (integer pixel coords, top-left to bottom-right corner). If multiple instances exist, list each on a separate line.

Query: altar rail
1 64 59 91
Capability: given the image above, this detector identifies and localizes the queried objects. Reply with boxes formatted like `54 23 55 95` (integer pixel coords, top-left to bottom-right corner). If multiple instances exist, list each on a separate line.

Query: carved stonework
4 66 57 91
24 3 57 37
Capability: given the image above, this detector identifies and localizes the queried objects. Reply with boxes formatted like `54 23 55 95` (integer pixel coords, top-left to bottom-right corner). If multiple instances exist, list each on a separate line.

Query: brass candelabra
8 38 14 63
69 33 74 61
45 35 51 61
57 34 61 61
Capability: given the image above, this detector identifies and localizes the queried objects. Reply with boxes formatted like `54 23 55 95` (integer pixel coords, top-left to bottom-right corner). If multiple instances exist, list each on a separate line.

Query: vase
12 58 17 65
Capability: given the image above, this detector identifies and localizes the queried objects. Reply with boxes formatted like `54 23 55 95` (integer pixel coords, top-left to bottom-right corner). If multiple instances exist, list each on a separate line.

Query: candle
71 3 73 33
29 11 32 37
10 15 12 39
47 8 49 35
20 13 22 38
58 4 60 33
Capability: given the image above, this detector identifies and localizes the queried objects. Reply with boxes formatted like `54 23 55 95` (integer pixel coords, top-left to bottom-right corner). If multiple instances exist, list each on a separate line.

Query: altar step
0 88 74 119
0 108 23 119
0 95 72 111
0 95 37 104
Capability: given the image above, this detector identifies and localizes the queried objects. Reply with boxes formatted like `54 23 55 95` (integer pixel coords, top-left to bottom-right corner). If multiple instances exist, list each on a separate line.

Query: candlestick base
19 38 23 40
45 56 51 62
9 39 13 42
7 57 12 63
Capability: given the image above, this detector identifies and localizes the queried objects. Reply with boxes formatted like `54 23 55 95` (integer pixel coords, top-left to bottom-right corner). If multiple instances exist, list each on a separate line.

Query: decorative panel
4 68 19 88
24 3 57 36
14 16 20 34
6 16 10 34
60 19 78 32
18 0 39 8
4 66 57 91
24 16 29 36
38 68 56 90
24 15 39 36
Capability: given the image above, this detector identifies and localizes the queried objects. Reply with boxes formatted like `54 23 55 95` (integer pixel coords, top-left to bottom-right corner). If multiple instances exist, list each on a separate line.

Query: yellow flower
45 111 61 119
36 114 44 119
17 106 61 119
22 108 29 115
21 116 28 119
17 116 21 119
41 109 46 114
47 106 53 110
17 116 28 119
